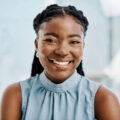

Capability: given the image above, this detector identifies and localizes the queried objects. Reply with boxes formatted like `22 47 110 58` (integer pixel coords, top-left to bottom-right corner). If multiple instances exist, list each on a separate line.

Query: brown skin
0 15 120 120
0 83 22 120
95 86 120 120
35 15 84 83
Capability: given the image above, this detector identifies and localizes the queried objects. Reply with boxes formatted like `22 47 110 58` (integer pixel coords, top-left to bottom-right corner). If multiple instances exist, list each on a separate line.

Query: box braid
31 4 89 77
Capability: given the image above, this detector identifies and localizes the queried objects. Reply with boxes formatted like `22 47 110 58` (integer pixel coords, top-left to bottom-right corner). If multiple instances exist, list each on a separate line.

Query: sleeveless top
20 70 101 120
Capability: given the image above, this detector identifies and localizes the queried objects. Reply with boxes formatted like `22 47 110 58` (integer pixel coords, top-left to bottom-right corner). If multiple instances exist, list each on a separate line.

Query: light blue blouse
20 70 101 120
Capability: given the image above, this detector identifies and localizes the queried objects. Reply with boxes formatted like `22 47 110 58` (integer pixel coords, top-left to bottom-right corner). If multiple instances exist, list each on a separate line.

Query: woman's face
35 15 85 83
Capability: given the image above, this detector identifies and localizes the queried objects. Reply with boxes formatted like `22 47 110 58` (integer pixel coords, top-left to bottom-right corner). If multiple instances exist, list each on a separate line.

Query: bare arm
95 86 120 120
0 83 22 120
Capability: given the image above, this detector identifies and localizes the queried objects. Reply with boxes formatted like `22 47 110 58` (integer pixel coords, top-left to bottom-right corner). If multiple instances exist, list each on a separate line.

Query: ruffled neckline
39 70 82 92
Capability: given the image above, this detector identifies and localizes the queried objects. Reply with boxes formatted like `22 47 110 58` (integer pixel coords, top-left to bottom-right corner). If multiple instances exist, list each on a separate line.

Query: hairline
37 14 85 38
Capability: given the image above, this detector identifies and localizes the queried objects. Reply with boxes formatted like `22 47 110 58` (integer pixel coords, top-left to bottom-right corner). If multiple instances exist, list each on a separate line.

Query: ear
34 38 38 51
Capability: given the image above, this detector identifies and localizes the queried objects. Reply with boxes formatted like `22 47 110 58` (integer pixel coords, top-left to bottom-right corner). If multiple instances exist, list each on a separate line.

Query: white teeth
52 60 69 65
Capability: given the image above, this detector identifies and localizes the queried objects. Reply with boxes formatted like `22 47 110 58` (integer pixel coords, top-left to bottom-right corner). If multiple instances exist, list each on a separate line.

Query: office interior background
0 0 120 100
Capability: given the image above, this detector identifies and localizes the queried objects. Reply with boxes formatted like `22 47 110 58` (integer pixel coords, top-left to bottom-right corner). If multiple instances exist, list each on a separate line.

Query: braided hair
31 4 89 77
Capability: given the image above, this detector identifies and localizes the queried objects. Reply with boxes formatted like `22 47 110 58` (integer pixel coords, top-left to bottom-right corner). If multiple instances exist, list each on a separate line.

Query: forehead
39 15 83 35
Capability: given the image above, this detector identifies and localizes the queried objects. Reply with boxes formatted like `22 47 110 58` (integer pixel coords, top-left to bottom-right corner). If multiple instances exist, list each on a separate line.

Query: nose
54 43 69 57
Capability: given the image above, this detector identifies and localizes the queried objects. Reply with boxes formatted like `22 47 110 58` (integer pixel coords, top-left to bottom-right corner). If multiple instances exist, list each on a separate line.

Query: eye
44 38 55 43
71 40 80 44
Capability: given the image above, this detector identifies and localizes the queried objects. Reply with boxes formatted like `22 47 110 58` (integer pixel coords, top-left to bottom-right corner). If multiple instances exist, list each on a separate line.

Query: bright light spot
100 0 120 16
45 0 56 6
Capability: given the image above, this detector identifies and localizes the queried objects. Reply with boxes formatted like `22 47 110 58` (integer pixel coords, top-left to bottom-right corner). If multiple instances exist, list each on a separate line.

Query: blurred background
0 0 120 101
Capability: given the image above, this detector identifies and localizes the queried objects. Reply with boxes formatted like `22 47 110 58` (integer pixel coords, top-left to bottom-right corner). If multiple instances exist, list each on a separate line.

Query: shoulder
95 86 120 120
80 76 101 94
0 83 22 120
1 83 22 105
2 82 21 98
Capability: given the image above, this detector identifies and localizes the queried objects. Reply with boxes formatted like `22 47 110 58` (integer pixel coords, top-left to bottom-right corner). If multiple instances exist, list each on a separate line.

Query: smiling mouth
48 59 73 65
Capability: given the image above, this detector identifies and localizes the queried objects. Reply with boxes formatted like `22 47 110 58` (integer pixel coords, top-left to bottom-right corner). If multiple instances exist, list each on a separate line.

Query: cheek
38 47 50 67
40 48 50 56
39 45 53 58
73 47 83 59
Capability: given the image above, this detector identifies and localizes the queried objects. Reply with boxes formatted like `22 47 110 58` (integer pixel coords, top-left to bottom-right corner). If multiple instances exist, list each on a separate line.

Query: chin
50 71 73 83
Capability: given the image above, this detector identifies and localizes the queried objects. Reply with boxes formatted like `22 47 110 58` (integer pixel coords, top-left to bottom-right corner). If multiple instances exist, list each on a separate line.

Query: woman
1 4 120 120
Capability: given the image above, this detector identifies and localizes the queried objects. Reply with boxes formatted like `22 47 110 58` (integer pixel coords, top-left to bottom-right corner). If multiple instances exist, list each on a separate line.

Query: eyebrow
68 34 81 38
44 33 59 38
44 33 82 38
